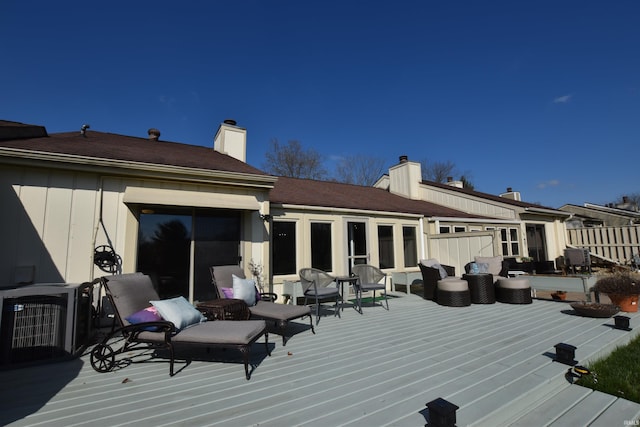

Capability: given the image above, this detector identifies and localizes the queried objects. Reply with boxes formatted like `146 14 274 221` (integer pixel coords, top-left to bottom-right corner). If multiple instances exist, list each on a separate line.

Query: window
378 225 395 269
439 225 451 234
402 226 418 267
500 227 520 256
311 222 332 271
454 226 466 233
137 208 241 302
273 221 296 275
347 221 368 272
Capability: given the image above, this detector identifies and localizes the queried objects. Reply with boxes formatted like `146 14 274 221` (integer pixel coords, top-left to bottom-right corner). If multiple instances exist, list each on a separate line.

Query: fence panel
567 225 640 265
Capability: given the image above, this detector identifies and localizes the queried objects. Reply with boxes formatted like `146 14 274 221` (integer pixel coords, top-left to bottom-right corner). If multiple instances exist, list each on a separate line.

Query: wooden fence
566 225 640 265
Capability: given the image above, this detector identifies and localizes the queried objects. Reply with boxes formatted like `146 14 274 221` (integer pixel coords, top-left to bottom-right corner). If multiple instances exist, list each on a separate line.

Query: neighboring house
0 119 276 302
268 175 498 289
560 202 640 228
1 119 572 301
375 157 571 270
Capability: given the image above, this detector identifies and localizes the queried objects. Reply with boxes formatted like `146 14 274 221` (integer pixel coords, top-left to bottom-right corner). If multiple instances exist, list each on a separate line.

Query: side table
462 273 495 304
197 299 250 320
336 276 359 311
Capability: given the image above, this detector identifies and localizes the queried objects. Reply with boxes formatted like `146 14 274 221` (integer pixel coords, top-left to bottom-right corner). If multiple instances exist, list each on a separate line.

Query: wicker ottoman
436 278 471 307
496 277 532 304
463 273 495 304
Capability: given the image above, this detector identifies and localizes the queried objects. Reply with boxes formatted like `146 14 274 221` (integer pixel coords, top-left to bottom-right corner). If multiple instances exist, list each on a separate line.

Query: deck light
554 343 577 366
614 315 631 330
425 397 459 427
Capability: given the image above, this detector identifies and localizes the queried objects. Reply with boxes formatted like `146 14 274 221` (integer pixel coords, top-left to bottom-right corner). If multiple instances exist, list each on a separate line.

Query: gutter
0 147 277 189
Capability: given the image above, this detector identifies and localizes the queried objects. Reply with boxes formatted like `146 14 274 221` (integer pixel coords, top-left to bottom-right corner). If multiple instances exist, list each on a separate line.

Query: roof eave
0 147 277 189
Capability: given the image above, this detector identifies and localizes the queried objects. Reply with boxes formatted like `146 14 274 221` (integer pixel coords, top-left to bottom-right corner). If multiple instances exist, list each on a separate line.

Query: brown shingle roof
0 127 268 176
271 176 488 218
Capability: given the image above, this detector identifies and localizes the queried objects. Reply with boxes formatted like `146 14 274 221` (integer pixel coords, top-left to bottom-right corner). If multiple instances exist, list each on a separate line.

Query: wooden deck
2 293 640 427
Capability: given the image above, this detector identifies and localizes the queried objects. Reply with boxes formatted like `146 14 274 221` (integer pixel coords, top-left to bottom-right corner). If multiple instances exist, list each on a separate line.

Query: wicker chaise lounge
90 273 270 379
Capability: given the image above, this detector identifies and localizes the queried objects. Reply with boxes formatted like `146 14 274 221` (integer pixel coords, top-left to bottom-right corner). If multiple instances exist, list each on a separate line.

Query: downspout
90 177 106 281
419 216 426 260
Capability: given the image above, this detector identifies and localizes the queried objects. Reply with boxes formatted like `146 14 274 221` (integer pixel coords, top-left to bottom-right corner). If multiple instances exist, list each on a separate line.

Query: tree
420 159 456 183
420 159 474 189
262 139 327 179
335 155 387 186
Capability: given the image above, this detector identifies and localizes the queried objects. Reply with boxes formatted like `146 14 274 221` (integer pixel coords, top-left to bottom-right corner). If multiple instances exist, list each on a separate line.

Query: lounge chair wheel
91 343 116 372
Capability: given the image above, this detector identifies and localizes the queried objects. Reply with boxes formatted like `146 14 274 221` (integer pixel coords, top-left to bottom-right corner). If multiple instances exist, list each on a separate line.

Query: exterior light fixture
425 397 459 427
614 315 631 330
554 343 577 366
259 213 272 221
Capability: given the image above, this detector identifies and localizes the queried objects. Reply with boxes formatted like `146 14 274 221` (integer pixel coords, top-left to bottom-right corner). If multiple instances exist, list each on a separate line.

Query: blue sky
1 1 638 208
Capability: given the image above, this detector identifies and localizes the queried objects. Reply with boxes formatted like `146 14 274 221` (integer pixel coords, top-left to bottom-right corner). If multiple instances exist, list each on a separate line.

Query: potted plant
592 270 640 312
551 290 567 301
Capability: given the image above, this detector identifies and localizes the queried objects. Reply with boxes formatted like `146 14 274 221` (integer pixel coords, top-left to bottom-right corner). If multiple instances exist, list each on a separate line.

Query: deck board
1 294 639 427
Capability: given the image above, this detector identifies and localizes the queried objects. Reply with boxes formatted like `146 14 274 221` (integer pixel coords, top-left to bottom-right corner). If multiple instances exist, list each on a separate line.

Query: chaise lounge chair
210 265 314 345
89 273 270 379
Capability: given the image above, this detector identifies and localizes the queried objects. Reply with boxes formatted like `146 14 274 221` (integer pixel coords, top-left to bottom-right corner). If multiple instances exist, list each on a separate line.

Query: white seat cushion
437 278 469 292
497 277 530 289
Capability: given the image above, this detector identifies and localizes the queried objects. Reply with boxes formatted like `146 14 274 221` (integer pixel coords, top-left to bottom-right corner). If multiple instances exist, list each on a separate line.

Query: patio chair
299 268 340 324
464 256 509 281
90 273 270 379
210 265 314 345
418 260 456 302
351 264 389 313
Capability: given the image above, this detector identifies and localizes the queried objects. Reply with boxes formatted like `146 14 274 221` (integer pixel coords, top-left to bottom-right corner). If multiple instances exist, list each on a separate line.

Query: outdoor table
335 275 359 311
196 298 250 320
463 273 495 304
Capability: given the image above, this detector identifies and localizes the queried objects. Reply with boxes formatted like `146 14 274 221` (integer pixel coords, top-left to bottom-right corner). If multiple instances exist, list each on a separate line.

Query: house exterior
560 201 640 228
0 120 276 302
1 119 571 301
375 157 571 271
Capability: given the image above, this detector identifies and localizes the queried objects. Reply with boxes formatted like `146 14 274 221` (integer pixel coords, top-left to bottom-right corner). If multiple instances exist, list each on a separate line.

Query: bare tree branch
335 155 387 186
262 139 327 179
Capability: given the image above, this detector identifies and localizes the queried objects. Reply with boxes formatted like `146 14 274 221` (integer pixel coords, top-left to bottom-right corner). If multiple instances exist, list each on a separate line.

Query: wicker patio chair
351 264 389 313
210 265 314 345
299 268 340 324
90 273 270 379
418 262 456 302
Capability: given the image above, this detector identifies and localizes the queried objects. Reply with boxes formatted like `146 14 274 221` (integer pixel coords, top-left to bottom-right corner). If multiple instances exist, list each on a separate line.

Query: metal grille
1 295 67 364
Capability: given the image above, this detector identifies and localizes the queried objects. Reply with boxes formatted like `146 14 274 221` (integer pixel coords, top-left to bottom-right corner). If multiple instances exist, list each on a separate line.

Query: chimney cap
507 187 513 192
223 119 237 126
148 128 161 140
399 155 408 163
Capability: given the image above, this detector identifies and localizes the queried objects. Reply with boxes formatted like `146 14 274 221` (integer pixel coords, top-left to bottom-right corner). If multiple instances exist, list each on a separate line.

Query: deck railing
566 225 640 265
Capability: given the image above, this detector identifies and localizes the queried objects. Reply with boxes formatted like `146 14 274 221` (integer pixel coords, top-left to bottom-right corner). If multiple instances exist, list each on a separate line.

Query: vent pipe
148 128 161 141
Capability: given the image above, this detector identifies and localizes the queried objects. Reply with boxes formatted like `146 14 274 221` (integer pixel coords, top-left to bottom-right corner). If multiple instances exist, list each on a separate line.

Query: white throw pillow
232 274 257 306
150 296 205 330
474 256 503 276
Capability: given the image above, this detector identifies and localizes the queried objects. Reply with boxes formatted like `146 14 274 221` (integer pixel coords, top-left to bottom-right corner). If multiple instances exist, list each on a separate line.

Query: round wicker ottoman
436 278 471 307
463 273 495 304
496 277 532 304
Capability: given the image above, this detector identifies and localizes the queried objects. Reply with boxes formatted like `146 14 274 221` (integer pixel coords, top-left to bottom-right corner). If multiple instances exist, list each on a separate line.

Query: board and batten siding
428 231 500 275
1 165 102 284
421 186 517 220
1 164 272 286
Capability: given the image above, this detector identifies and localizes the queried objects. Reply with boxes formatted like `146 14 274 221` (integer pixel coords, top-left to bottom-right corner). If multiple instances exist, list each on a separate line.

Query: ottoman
496 277 532 304
436 278 471 307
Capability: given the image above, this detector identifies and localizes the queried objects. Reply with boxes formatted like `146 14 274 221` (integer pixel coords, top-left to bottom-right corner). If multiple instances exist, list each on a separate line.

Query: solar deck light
614 315 631 330
425 397 459 427
554 343 577 366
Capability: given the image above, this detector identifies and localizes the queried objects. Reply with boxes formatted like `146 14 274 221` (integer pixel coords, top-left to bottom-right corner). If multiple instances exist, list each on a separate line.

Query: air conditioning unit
0 283 92 366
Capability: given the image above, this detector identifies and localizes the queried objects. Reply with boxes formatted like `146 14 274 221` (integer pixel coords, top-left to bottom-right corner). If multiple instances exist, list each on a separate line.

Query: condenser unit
0 283 92 366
